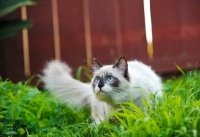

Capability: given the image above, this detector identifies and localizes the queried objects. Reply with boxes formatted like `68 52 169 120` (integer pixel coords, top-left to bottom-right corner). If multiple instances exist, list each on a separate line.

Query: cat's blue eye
95 77 100 83
107 76 114 82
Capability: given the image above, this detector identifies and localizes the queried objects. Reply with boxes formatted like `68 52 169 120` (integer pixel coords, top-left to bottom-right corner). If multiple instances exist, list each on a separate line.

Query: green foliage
0 80 90 136
76 66 92 81
0 0 37 17
0 20 32 39
0 0 37 40
0 70 200 136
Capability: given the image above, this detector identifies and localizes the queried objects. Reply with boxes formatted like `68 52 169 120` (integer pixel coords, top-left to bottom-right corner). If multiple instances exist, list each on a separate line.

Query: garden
0 68 199 136
0 0 200 136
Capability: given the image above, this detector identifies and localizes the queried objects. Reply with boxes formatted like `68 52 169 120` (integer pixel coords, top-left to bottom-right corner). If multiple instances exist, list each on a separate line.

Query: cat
42 57 162 124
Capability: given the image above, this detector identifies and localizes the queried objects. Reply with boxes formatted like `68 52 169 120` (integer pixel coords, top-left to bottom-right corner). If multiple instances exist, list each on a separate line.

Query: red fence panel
0 0 200 82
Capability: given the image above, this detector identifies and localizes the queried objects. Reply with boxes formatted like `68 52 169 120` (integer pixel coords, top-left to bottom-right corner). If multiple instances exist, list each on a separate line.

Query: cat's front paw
91 112 104 124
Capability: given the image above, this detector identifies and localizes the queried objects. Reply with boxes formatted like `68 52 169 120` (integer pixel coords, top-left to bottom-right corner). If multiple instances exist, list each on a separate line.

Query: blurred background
0 0 200 83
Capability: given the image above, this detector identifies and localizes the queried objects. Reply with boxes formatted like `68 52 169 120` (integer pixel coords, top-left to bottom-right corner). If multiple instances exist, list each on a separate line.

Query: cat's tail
42 60 94 108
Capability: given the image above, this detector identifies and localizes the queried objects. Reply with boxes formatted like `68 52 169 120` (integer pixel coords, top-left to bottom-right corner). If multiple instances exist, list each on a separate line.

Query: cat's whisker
83 71 92 76
112 89 131 102
43 56 162 124
109 89 122 102
82 59 93 67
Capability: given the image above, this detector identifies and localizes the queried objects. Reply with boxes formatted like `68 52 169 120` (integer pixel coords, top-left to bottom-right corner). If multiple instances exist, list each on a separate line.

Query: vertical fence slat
143 0 153 59
52 0 61 60
21 6 30 77
83 0 92 66
114 0 122 57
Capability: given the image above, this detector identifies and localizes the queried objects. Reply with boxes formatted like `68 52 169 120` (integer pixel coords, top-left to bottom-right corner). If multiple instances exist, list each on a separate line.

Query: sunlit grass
0 70 200 136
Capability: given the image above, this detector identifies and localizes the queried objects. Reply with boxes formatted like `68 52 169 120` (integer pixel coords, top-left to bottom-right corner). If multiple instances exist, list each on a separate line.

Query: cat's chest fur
43 57 162 124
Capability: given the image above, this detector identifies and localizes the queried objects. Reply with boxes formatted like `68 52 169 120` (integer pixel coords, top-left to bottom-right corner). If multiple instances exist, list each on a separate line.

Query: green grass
0 70 200 137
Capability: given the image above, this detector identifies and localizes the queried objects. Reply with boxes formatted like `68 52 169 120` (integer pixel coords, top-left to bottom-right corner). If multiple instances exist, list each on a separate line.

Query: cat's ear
113 57 128 76
93 58 102 71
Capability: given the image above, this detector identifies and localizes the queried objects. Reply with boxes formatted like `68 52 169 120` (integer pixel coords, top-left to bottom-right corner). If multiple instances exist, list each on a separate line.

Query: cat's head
91 57 130 105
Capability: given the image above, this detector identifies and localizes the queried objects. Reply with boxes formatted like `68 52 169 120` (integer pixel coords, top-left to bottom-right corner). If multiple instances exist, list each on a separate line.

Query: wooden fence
0 0 200 82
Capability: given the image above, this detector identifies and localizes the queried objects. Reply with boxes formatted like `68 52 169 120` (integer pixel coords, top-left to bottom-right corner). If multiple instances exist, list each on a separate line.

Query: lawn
0 70 200 137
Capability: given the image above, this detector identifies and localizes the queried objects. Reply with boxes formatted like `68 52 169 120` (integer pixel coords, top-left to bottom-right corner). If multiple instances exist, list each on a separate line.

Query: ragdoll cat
42 57 162 124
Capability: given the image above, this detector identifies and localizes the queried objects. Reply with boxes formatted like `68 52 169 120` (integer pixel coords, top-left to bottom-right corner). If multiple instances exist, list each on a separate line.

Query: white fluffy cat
42 57 162 124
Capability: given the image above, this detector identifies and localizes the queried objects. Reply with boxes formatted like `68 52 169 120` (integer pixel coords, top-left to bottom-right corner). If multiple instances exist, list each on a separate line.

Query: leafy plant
0 79 90 136
0 0 37 40
0 69 200 136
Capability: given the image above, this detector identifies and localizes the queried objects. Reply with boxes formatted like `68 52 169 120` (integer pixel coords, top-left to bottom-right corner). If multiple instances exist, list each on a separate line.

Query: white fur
92 60 162 109
42 60 111 124
42 59 162 124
